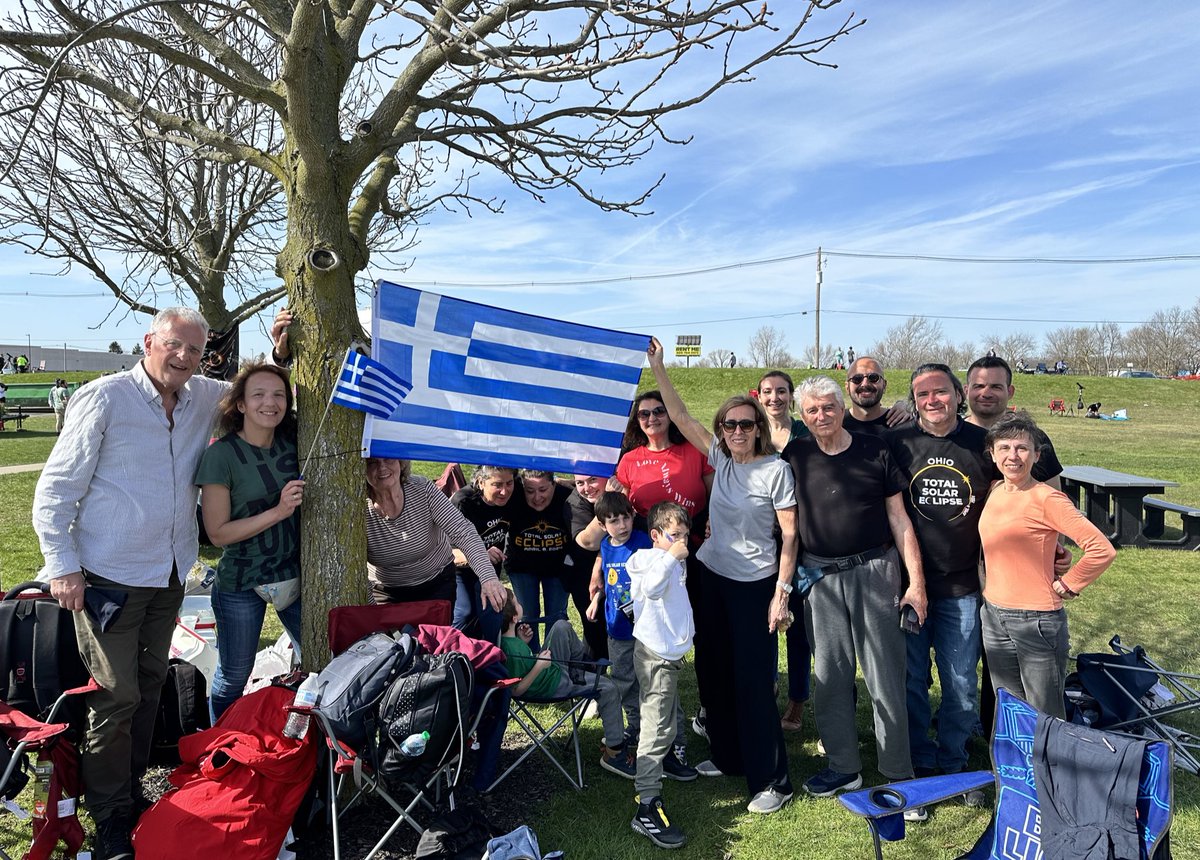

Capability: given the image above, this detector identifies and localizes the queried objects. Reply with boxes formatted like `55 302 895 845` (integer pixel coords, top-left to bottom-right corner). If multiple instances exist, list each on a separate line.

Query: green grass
2 368 1200 858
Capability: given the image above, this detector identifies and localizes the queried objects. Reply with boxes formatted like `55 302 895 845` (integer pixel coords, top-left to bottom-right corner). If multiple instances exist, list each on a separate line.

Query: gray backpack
313 631 415 748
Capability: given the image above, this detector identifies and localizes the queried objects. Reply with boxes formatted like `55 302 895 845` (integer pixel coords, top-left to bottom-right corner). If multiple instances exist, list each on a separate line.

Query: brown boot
780 699 804 733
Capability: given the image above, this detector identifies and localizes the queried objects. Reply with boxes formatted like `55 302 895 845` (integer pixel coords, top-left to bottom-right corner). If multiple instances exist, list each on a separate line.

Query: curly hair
215 361 296 440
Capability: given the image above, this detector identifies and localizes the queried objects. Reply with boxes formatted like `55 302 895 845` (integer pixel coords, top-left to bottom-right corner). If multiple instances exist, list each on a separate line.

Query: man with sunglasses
843 357 910 436
885 363 990 803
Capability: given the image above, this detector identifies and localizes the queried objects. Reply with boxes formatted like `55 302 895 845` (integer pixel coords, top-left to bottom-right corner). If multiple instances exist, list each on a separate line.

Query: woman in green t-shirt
197 362 304 720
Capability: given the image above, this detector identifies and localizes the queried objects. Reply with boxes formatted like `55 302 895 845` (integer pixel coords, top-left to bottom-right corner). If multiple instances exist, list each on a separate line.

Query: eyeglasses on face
721 419 757 433
154 335 205 358
637 405 668 421
848 373 883 385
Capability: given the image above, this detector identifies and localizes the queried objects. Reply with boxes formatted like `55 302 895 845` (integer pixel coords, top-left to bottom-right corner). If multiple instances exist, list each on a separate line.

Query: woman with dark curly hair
196 361 304 720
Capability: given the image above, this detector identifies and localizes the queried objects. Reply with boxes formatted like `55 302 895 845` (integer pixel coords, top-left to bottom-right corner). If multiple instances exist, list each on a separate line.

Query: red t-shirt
616 443 713 518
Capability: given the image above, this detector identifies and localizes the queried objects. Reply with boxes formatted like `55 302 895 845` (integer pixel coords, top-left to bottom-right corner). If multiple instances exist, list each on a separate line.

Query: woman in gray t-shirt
646 337 798 816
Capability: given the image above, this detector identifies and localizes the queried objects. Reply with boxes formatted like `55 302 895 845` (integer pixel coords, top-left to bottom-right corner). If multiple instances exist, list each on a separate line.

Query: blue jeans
210 580 302 721
906 593 981 773
453 569 503 645
507 572 569 653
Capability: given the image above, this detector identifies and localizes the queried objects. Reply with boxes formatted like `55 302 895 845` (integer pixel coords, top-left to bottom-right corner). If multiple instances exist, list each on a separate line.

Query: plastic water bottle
399 730 430 757
283 673 320 739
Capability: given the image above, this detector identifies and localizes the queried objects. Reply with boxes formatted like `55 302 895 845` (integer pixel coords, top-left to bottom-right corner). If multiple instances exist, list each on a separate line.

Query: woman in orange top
978 412 1115 718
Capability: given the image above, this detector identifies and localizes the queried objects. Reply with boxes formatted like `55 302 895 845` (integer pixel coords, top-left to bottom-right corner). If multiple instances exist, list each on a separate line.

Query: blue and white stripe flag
363 281 647 475
331 348 413 419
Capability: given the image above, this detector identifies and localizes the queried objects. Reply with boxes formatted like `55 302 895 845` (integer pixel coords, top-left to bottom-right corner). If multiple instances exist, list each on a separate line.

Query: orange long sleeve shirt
979 481 1116 611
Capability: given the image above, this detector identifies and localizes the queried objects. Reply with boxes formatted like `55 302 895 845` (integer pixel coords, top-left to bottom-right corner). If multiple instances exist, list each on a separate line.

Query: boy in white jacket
626 501 695 850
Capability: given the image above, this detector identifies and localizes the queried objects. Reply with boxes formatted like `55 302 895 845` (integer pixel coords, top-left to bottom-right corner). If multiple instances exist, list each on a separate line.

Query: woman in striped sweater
365 458 505 616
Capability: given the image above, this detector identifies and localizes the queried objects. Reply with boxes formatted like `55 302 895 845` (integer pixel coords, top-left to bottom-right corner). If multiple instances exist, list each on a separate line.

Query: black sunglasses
637 405 668 420
721 419 757 433
849 373 883 385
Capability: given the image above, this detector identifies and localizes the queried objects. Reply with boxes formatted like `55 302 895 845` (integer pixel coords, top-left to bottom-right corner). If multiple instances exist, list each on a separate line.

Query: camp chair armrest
839 771 993 819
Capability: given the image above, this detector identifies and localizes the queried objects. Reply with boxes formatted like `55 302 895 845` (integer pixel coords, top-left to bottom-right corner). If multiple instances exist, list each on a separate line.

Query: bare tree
982 331 1037 369
0 1 864 659
944 339 978 373
747 326 794 368
870 316 945 370
699 348 733 369
1124 307 1191 375
1043 327 1074 369
1092 322 1125 376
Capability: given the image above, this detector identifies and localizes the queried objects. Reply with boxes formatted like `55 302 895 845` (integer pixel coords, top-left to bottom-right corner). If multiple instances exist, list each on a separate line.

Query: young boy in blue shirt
587 492 695 781
627 501 696 849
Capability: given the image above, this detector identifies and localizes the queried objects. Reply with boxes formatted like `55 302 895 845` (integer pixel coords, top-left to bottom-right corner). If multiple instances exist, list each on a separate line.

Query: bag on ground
150 658 212 765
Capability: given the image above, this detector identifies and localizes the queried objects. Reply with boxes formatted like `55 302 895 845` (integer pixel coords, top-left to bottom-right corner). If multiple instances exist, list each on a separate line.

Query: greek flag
363 281 647 475
331 348 412 418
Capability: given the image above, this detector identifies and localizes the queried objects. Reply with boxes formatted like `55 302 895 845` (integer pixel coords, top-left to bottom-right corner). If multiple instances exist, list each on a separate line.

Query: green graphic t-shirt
195 432 300 591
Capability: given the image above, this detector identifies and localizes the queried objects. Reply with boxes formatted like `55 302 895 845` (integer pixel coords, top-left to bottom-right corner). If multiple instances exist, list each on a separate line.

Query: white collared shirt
33 362 228 587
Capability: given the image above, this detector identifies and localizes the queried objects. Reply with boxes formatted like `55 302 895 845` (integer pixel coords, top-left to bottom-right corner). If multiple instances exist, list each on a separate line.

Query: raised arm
646 336 712 455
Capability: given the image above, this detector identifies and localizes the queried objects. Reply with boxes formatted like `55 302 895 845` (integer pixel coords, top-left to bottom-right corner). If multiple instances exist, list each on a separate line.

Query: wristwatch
776 579 793 594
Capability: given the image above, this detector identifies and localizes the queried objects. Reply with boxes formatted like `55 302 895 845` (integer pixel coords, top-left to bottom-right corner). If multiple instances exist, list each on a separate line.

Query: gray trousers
74 571 184 821
981 601 1069 719
546 620 625 748
805 548 913 779
633 639 682 798
609 635 687 749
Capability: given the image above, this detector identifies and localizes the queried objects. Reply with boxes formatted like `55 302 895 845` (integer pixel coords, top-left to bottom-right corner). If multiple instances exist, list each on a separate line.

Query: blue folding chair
839 688 1174 859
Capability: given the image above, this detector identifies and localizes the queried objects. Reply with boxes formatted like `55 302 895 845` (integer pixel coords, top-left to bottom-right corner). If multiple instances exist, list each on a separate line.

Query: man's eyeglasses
637 406 668 421
849 373 883 385
154 335 204 358
721 419 757 433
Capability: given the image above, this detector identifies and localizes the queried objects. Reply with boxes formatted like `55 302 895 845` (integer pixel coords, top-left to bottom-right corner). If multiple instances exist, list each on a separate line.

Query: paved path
0 463 44 475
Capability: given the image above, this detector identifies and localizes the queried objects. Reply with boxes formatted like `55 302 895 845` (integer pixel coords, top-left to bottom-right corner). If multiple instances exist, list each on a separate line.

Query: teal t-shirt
500 635 561 698
195 432 300 591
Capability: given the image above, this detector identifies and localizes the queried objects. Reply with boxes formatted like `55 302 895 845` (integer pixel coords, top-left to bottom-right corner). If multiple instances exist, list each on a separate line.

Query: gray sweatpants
804 547 913 780
633 639 683 798
546 620 625 748
609 635 687 749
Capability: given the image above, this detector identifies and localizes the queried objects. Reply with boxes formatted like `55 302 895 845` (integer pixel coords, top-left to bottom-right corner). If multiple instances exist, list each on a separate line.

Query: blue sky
4 1 1200 363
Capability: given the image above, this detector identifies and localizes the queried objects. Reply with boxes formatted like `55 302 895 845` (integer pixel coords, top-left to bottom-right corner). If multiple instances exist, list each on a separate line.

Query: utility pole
813 247 823 369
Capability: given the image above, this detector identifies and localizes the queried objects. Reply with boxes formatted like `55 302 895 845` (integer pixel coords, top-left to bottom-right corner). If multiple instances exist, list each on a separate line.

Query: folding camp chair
485 623 613 793
1 680 99 860
1071 634 1200 775
312 601 511 860
839 688 1173 860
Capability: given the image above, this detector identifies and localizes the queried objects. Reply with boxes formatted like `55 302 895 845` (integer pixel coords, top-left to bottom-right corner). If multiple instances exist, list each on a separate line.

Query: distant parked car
1116 370 1157 379
1035 362 1048 374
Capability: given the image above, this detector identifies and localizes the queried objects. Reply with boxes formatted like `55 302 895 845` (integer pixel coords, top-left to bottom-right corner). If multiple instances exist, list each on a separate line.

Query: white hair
797 375 845 408
150 307 210 339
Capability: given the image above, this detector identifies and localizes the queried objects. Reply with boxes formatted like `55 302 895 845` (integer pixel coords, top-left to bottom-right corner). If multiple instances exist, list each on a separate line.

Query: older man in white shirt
33 306 290 860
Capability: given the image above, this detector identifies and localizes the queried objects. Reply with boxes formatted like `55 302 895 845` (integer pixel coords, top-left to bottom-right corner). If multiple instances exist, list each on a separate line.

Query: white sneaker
581 700 599 720
903 806 928 822
694 759 724 778
747 787 793 814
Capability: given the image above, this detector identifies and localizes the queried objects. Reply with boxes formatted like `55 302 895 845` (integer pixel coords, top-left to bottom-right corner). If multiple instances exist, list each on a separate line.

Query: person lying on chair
499 591 636 778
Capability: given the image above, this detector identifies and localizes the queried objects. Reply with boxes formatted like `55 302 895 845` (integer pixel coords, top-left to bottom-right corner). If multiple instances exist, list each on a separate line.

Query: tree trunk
280 156 370 667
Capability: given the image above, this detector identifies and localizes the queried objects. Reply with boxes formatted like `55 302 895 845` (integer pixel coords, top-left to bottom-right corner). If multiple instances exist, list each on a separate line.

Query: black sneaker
662 749 698 782
632 795 686 849
94 813 134 860
690 712 708 741
803 767 863 797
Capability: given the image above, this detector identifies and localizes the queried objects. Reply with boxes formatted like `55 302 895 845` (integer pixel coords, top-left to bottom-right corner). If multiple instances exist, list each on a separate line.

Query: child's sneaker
662 748 698 782
631 795 686 849
599 745 636 779
803 767 862 797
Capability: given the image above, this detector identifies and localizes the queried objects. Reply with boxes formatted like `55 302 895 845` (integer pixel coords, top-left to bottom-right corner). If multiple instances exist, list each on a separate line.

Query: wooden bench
1143 497 1200 551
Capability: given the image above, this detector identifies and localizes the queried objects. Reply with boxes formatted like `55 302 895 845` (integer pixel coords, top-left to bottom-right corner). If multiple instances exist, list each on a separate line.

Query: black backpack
376 651 472 786
313 631 415 749
0 582 90 734
150 658 212 764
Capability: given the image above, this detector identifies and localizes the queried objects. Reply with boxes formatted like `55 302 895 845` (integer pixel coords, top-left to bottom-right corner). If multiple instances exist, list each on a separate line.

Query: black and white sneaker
691 711 708 741
662 748 698 782
632 795 686 849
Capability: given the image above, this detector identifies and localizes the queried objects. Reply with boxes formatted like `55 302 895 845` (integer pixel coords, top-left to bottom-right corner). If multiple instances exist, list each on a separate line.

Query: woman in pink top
978 412 1116 718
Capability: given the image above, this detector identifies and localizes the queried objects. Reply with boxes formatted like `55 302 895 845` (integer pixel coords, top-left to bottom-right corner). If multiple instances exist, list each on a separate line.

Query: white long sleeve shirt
33 362 227 586
627 547 695 662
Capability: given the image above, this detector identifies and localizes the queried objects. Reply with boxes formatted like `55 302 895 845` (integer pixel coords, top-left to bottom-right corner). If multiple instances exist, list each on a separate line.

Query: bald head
846 356 887 410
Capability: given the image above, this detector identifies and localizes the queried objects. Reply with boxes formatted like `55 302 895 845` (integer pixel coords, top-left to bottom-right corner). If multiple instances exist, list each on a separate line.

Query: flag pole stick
300 348 352 478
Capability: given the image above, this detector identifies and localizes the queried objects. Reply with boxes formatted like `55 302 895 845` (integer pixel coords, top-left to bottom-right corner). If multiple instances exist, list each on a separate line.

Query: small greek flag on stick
331 348 412 419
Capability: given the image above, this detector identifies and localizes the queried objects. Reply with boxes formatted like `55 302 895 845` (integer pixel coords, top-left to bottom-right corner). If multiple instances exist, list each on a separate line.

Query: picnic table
1060 465 1179 549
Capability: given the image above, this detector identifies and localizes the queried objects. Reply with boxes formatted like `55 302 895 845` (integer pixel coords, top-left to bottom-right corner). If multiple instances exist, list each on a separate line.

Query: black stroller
1068 634 1200 774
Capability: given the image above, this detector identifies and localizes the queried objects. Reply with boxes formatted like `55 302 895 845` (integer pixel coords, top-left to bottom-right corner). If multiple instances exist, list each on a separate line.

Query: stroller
1068 634 1200 774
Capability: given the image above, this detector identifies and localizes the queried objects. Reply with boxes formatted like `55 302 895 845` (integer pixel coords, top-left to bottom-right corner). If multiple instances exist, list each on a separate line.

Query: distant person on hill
0 380 7 431
1 354 13 374
16 353 29 373
729 352 737 368
48 379 70 434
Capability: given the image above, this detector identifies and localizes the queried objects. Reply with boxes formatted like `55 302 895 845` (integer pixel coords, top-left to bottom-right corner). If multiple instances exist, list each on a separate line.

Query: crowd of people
29 308 1116 857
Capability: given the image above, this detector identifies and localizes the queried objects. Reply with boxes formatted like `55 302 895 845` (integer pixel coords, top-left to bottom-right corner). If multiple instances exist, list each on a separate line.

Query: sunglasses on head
637 405 668 420
849 373 883 385
721 418 757 433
